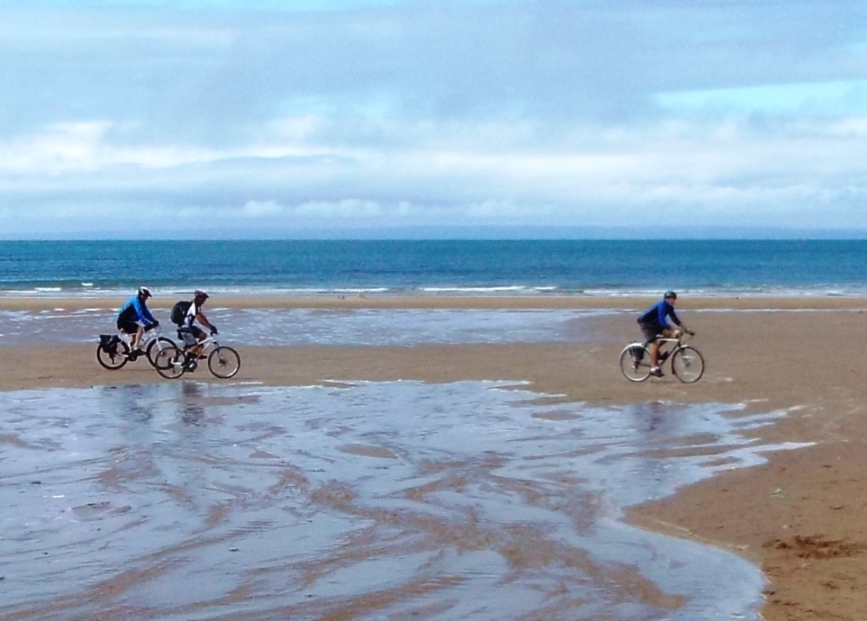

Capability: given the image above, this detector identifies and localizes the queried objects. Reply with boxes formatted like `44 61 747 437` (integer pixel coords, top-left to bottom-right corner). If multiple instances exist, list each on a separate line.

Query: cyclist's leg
188 326 206 357
117 318 139 352
653 328 675 368
132 323 145 351
177 327 195 353
639 323 662 368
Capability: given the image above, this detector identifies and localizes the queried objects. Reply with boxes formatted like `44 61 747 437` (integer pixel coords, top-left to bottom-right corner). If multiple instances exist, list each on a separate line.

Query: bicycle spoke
96 338 130 370
619 344 651 382
155 346 186 379
671 346 705 383
208 346 240 379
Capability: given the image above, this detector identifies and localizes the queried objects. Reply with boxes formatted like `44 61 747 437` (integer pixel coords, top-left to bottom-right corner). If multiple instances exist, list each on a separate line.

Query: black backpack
170 300 192 326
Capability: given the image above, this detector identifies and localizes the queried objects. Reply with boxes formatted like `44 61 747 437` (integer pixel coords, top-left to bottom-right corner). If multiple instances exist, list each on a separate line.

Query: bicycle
619 330 705 383
96 325 177 371
154 334 241 380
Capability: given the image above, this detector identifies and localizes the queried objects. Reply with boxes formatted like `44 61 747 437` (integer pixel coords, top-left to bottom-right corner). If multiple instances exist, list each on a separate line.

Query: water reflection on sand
0 307 610 346
0 381 799 621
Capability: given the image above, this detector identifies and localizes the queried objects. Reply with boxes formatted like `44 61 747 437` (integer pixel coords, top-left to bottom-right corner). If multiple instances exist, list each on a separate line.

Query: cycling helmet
138 286 152 298
194 289 209 299
664 290 677 299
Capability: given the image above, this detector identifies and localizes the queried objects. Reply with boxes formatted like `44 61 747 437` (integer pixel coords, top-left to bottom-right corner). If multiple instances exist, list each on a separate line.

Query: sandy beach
3 296 867 620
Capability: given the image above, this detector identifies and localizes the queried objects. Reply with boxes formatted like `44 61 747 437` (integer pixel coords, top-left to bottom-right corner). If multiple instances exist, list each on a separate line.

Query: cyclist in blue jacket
116 286 158 355
637 291 692 377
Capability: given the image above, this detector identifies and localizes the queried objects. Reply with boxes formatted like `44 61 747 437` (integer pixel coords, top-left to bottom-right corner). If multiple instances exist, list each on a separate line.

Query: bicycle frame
139 324 164 346
156 332 240 379
111 323 163 348
650 331 693 357
620 330 704 383
180 333 220 354
97 323 175 370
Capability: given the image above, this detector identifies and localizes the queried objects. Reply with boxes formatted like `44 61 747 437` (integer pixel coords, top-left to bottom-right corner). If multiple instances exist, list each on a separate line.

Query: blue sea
1 239 866 298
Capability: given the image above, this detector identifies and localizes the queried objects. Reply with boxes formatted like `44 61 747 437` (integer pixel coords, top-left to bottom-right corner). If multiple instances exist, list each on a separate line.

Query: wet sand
3 293 867 311
3 296 867 620
1 381 785 620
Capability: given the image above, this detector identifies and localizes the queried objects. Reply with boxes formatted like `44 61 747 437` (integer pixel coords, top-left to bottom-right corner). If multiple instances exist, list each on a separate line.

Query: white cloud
242 199 283 216
2 0 867 237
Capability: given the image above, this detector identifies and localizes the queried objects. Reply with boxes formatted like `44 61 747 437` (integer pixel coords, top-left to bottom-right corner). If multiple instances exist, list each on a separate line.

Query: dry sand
3 295 867 620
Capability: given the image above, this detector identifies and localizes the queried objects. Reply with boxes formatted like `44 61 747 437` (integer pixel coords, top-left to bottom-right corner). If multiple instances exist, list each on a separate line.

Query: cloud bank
1 0 866 238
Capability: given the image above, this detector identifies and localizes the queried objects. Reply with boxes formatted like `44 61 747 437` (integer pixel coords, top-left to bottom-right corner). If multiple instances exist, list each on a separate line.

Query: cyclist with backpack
116 286 159 357
171 290 217 363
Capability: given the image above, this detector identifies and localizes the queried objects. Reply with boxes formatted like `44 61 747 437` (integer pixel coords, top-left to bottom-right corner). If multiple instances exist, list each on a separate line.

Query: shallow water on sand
0 307 612 346
0 381 801 621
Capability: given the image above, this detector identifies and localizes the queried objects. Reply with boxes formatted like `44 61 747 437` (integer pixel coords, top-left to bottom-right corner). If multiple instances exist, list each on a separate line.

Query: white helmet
138 286 152 298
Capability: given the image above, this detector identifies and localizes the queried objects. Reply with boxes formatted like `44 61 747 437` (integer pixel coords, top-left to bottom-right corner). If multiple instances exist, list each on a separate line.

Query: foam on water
6 283 867 299
0 381 805 621
6 239 867 300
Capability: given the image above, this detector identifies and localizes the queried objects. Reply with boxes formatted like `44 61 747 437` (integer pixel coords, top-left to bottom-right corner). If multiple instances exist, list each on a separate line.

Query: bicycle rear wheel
146 337 177 368
154 345 186 379
96 339 130 370
671 346 705 383
619 344 651 382
208 346 240 379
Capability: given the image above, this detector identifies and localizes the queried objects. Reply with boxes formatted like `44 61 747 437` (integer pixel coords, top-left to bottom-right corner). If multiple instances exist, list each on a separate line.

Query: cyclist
637 290 692 377
116 286 158 356
179 290 218 362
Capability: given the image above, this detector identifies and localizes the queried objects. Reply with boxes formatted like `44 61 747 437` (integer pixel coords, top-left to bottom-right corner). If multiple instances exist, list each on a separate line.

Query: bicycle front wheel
96 340 130 370
619 344 651 382
146 337 177 369
154 345 186 379
208 346 240 379
671 346 705 384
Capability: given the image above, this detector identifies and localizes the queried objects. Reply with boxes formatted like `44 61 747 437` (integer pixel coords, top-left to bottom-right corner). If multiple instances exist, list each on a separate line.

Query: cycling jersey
183 300 201 328
117 295 157 327
637 299 682 330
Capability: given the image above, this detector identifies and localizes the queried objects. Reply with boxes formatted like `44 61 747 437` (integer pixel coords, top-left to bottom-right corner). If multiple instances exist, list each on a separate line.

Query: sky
1 0 867 239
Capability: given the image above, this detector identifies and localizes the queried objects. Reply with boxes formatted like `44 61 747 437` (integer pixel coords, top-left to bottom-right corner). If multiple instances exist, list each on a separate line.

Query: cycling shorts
178 325 205 346
117 318 139 335
639 322 665 343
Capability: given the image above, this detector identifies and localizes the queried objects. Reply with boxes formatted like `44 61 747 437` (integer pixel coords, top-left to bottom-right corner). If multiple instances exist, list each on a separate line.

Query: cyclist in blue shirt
116 286 158 355
637 291 692 377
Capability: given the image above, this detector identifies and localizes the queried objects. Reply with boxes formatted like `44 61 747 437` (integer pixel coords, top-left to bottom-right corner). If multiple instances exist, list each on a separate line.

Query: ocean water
0 380 807 621
2 239 867 298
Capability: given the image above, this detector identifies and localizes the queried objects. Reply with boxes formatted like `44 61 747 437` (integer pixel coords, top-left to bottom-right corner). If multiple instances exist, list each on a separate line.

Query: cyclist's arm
656 303 672 329
140 303 158 326
667 307 693 334
196 312 216 332
131 298 153 325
